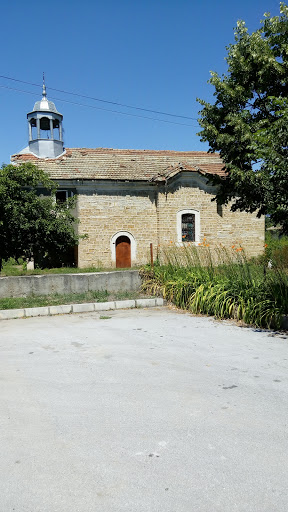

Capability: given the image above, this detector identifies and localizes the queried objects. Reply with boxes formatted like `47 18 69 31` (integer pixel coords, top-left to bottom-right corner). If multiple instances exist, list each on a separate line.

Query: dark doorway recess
116 236 131 268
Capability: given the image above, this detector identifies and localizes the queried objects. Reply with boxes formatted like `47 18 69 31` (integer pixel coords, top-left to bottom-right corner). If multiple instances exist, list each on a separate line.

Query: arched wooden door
116 236 131 268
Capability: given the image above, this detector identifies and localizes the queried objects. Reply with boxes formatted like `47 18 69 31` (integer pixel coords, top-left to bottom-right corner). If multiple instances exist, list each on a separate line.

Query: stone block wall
76 183 158 268
157 174 265 258
74 175 264 268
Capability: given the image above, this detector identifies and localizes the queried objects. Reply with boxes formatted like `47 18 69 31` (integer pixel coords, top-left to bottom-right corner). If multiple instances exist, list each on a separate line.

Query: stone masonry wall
156 174 265 258
75 176 264 268
76 183 158 268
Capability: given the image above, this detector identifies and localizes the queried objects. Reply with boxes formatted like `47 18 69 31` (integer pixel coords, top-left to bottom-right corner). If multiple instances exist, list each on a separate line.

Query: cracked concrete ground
0 307 287 512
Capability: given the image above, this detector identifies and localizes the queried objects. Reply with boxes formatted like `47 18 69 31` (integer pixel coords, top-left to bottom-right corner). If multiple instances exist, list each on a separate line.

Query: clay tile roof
11 147 226 181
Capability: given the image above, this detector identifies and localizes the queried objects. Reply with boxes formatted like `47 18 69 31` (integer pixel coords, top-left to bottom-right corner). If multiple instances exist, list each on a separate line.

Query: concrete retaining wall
0 270 141 298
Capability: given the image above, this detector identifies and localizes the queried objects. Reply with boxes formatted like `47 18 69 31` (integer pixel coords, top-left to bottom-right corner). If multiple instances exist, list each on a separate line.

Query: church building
11 84 265 268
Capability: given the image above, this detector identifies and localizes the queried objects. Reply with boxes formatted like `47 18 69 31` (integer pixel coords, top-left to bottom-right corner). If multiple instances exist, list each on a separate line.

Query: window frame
177 209 200 245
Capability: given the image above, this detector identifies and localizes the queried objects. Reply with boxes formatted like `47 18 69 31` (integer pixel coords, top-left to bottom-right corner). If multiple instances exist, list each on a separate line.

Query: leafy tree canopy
198 2 288 233
0 163 79 268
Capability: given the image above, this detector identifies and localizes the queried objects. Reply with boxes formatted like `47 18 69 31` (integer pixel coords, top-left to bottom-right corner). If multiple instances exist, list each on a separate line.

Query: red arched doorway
116 236 131 268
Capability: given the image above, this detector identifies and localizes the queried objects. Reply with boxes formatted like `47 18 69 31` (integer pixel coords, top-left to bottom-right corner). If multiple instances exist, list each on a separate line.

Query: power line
0 84 198 127
0 74 198 121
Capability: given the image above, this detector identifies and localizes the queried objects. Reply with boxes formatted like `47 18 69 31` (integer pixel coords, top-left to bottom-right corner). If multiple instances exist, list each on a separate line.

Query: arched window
177 209 200 244
182 213 195 241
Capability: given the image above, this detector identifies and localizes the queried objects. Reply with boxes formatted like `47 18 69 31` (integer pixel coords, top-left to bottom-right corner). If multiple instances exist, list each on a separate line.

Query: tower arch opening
53 119 60 140
29 118 37 140
40 117 50 138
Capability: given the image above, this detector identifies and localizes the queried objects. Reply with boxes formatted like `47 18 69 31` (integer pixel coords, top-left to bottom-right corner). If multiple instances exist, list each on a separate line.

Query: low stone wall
0 270 141 298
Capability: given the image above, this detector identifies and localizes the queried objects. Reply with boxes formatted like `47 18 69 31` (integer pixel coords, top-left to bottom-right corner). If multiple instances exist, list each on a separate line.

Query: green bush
141 244 288 330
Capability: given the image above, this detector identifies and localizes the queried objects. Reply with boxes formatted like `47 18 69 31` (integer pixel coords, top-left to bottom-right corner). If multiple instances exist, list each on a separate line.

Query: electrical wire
0 84 198 127
0 74 198 121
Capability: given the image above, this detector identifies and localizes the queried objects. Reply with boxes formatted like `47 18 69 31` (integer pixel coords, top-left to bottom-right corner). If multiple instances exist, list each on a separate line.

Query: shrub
141 243 288 329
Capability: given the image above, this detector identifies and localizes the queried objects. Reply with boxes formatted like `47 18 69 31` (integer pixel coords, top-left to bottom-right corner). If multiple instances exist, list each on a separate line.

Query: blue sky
0 0 282 164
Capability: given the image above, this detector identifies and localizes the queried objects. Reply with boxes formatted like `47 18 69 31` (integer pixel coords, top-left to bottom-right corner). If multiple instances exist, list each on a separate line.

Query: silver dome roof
31 80 62 116
32 98 61 115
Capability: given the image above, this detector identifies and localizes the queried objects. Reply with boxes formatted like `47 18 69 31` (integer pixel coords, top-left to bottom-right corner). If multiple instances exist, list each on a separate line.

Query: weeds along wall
74 173 264 268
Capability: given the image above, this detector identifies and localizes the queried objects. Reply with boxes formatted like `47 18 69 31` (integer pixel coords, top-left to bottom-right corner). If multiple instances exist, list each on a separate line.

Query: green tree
0 163 79 269
198 2 288 233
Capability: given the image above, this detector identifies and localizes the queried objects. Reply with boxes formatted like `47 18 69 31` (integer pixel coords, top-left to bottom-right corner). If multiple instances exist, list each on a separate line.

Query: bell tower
27 75 64 158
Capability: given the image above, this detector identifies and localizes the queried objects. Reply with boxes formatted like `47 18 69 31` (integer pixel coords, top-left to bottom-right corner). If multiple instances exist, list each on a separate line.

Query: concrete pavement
0 307 287 512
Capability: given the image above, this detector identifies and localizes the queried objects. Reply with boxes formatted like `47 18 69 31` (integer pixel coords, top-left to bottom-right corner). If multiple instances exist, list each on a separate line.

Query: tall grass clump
141 242 288 329
262 232 288 268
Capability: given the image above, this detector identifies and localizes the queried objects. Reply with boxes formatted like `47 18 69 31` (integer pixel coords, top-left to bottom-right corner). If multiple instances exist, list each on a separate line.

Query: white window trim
177 209 200 245
110 231 136 263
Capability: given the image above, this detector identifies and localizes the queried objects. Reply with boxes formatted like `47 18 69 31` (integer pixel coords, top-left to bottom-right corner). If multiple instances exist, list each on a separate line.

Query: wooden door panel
116 236 131 268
